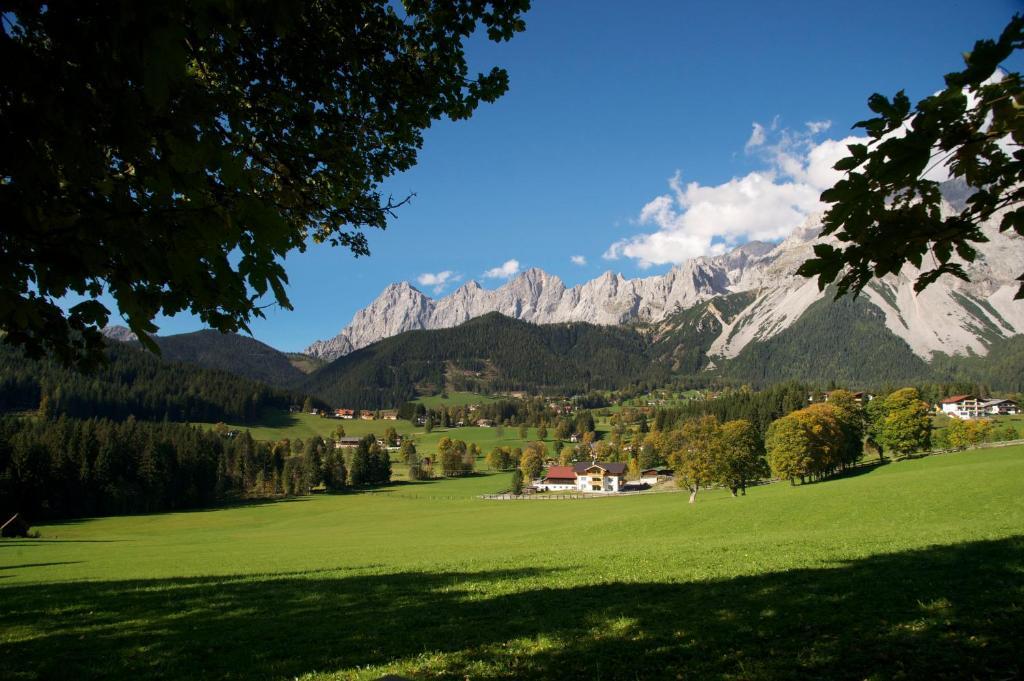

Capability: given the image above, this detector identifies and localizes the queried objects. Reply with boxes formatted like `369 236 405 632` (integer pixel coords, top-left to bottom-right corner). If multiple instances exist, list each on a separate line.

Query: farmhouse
573 461 627 493
335 408 355 419
540 465 578 491
537 461 627 493
981 398 1019 416
334 437 362 449
939 395 1018 419
939 395 984 419
359 410 375 420
639 468 673 485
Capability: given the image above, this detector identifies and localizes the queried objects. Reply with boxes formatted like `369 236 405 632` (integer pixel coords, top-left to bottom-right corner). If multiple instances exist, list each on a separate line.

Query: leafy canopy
0 0 530 367
798 14 1024 299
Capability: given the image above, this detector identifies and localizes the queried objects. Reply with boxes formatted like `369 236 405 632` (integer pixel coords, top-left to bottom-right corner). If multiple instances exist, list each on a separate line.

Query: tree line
0 416 395 521
0 343 323 424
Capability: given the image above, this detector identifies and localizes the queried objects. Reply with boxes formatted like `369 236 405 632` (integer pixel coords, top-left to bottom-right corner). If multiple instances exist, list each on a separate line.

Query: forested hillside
0 416 283 519
302 312 667 408
716 294 931 386
648 291 757 373
299 307 1024 407
147 330 307 388
0 342 315 424
929 335 1024 392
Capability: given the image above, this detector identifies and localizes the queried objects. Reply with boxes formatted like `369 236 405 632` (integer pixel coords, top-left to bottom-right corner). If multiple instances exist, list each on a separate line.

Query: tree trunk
689 487 698 504
729 486 737 497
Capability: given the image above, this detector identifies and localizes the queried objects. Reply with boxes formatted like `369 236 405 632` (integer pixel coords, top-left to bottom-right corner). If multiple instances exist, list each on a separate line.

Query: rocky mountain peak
304 220 1022 362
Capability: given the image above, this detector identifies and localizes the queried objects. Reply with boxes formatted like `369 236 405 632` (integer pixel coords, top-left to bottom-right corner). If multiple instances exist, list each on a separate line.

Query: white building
940 395 1019 419
939 395 984 419
537 462 627 493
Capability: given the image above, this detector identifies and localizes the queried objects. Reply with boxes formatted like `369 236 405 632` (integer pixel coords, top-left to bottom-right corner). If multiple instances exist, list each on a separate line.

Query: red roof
544 466 576 480
940 394 974 404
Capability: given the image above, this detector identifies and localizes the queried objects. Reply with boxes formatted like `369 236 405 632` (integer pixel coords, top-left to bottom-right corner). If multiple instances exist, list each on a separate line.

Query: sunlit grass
2 447 1022 680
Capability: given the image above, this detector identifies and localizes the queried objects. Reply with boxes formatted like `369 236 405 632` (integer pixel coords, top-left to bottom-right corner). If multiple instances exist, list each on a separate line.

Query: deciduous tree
717 419 766 496
520 448 544 481
799 15 1024 300
1 0 531 367
670 415 721 503
878 388 932 457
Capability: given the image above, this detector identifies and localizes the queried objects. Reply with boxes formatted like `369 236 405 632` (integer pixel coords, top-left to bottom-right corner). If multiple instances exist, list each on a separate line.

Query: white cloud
744 122 766 152
605 120 870 267
570 255 587 266
805 120 832 135
483 259 520 279
416 270 461 294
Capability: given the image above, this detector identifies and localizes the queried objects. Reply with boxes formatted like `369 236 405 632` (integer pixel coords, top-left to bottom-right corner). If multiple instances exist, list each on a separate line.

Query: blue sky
90 0 1023 350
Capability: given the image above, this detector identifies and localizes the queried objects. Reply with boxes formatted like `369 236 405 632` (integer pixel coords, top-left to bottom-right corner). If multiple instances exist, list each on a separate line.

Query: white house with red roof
539 465 578 491
538 461 627 493
940 395 1020 419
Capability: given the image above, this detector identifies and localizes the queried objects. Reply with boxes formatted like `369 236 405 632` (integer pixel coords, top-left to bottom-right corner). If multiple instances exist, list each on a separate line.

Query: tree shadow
802 460 889 485
0 561 83 571
1 538 1022 680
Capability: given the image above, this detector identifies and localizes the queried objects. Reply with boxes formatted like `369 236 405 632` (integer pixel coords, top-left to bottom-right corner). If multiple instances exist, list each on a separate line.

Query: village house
539 465 578 491
573 461 627 493
639 468 673 485
335 408 355 419
380 410 399 420
334 436 362 449
359 410 375 420
537 461 627 493
475 418 494 428
981 398 1020 416
937 395 1020 419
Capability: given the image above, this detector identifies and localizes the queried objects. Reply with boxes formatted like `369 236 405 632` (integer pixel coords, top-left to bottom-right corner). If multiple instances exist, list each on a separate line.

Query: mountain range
100 200 1024 406
305 215 1024 370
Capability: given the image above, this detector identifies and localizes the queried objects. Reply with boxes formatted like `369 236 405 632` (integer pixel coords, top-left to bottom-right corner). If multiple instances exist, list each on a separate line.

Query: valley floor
2 447 1023 680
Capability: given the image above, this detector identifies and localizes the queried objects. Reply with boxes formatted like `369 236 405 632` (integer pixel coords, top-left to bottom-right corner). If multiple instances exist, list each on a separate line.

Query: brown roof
573 461 627 475
940 394 974 404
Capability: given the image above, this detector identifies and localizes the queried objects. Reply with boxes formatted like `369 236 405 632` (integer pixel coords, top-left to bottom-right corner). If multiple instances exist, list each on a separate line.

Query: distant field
931 411 1022 437
413 391 501 408
195 410 556 461
2 447 1023 680
194 409 418 442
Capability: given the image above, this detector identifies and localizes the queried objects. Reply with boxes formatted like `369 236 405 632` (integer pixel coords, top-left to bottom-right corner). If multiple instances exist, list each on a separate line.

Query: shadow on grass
0 539 127 546
1 538 1022 680
33 496 313 528
0 561 83 571
803 460 890 485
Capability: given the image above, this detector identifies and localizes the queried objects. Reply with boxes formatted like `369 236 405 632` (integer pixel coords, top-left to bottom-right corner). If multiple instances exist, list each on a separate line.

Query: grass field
413 391 501 408
196 410 560 462
2 446 1023 679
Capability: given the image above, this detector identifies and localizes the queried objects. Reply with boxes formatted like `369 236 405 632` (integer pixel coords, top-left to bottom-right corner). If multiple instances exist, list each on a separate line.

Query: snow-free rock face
101 326 138 343
305 217 1024 363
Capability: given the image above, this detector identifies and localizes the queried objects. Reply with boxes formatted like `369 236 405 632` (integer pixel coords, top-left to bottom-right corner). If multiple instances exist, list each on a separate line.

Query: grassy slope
194 409 554 459
413 391 501 408
194 409 420 441
2 447 1023 680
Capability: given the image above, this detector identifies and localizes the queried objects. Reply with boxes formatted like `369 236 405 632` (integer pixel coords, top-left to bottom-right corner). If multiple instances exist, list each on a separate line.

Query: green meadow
196 409 559 461
412 391 501 408
2 446 1023 680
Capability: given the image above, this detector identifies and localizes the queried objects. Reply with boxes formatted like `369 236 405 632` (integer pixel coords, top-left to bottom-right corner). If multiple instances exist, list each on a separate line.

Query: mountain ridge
305 213 1024 365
